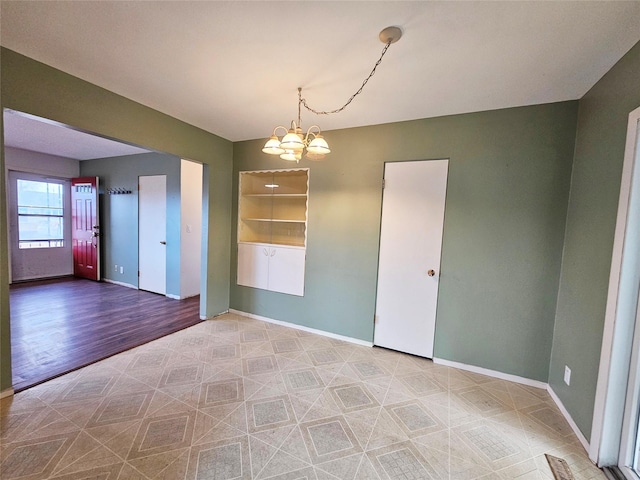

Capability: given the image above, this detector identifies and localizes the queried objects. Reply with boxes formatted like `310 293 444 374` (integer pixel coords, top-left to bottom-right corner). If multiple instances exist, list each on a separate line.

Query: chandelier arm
272 125 289 136
302 125 322 144
299 41 392 116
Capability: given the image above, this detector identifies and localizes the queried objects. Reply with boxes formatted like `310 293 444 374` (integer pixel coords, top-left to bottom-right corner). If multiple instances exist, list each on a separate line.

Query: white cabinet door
237 243 269 290
268 246 306 296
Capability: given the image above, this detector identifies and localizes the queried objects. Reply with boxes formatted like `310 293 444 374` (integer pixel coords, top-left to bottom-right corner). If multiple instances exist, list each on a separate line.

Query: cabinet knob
427 269 436 277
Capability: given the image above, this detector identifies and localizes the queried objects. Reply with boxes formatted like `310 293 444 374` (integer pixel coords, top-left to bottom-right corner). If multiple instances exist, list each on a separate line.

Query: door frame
590 105 640 467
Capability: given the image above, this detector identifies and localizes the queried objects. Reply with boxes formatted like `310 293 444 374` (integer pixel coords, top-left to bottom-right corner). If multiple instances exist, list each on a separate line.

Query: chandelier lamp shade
262 90 331 162
262 26 402 163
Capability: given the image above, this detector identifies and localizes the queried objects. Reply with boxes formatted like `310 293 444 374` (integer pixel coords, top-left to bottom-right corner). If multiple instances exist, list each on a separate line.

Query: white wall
5 147 79 178
180 159 202 298
5 148 79 281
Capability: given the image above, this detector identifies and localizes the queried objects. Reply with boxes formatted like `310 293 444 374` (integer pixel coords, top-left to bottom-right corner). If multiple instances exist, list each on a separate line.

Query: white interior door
374 159 449 358
139 175 167 295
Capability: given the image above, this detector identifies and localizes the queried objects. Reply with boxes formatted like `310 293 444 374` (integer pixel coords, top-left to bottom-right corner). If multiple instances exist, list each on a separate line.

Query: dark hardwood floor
9 277 201 392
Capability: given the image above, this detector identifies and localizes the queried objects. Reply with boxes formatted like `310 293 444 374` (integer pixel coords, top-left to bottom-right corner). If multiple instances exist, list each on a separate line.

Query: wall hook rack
107 188 132 195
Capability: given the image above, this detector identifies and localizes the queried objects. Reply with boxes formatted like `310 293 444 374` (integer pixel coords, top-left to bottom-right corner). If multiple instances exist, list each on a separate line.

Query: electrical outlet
114 264 118 271
120 266 124 274
564 366 571 386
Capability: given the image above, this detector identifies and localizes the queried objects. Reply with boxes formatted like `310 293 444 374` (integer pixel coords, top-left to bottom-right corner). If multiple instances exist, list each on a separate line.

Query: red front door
71 177 100 281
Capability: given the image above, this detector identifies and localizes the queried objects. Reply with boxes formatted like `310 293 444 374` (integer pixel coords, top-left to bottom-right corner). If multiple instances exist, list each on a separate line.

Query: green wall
232 101 578 382
81 153 182 295
0 47 233 392
550 41 640 439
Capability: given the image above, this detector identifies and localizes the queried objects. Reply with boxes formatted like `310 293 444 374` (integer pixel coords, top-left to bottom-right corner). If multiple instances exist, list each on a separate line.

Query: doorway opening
3 108 209 391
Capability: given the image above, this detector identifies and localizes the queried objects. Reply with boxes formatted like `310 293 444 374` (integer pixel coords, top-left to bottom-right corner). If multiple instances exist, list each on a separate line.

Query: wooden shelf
243 218 306 224
239 240 305 249
244 194 307 198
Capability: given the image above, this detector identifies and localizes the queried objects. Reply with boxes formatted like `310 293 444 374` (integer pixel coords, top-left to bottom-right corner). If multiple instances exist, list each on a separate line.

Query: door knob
427 269 436 277
160 241 167 245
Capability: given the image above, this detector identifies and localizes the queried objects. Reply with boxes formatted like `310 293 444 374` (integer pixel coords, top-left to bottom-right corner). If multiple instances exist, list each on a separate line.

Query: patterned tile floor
0 312 605 479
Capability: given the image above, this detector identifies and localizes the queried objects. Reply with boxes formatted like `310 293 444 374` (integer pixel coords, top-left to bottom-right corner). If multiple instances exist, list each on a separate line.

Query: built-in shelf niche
238 169 309 248
237 168 309 296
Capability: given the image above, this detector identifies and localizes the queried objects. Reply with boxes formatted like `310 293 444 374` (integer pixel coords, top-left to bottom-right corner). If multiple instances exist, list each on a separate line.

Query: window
17 179 64 249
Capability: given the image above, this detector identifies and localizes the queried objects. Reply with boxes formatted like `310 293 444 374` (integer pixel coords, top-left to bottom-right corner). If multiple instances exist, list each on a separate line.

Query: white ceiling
2 1 640 144
3 110 153 160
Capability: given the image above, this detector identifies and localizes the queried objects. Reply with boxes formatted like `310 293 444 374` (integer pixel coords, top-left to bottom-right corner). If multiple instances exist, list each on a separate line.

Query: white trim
591 106 640 464
228 309 374 347
166 292 200 300
0 388 14 399
432 357 548 389
201 309 229 321
548 385 591 452
102 278 137 290
619 305 640 475
432 358 593 453
431 359 591 454
229 311 594 454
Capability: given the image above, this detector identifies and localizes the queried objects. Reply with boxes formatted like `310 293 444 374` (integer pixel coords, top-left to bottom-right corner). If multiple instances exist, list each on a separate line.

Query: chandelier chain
299 41 392 116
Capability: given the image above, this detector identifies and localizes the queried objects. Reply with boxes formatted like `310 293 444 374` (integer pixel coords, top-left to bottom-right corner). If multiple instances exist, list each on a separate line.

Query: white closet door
374 160 448 358
139 175 167 295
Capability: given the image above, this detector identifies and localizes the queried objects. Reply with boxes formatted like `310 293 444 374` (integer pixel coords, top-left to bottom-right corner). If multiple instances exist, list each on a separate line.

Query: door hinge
138 271 140 277
382 179 385 189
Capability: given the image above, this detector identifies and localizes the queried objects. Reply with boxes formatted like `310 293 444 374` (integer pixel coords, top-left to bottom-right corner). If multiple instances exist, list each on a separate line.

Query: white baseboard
166 293 201 300
433 358 590 454
0 388 14 399
547 385 590 452
200 310 230 321
433 357 548 389
228 309 373 347
227 310 589 454
103 278 137 289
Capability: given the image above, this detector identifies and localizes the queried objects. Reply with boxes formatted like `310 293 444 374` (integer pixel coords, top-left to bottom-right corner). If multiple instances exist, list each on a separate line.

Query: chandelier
262 88 329 162
262 26 403 162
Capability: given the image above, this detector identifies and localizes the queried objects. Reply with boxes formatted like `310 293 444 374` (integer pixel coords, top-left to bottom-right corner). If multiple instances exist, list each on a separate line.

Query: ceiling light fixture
262 26 403 162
